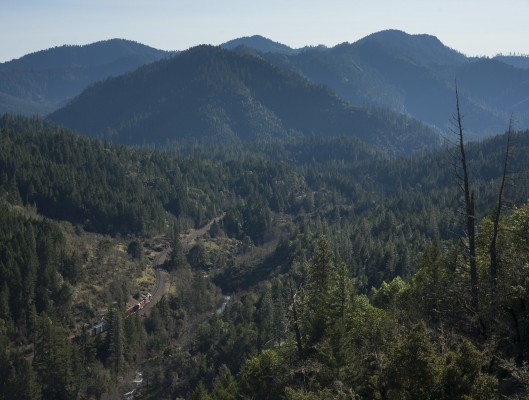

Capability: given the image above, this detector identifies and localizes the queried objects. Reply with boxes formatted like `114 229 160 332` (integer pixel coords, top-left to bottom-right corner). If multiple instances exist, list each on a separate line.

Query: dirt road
181 214 224 248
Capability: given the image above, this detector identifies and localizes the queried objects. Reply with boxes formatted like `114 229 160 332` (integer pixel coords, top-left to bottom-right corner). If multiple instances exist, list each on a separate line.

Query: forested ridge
0 39 171 116
48 45 441 156
259 30 529 138
2 115 529 399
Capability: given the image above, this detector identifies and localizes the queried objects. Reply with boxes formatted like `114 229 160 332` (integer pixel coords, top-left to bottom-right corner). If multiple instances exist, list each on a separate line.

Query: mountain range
255 30 529 138
2 30 529 142
49 45 440 155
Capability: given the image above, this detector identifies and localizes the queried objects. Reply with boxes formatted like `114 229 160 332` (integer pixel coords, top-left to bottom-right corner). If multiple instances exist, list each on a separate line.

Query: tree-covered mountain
0 39 172 115
49 44 441 155
221 35 298 55
258 30 529 138
2 31 528 139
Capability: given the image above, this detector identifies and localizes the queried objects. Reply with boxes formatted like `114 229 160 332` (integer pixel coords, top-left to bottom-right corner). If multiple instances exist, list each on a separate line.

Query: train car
128 293 153 313
92 321 107 335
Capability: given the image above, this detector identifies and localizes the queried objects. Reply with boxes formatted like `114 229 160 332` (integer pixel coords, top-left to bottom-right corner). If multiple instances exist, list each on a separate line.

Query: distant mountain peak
354 29 467 66
0 39 171 70
221 35 296 55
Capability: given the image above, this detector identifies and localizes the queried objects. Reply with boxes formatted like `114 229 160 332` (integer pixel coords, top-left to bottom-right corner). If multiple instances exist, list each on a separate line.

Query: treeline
0 203 78 332
0 203 80 399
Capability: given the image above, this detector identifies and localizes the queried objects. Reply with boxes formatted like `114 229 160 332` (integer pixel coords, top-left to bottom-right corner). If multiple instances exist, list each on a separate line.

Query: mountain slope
49 45 440 155
260 30 529 138
0 39 172 115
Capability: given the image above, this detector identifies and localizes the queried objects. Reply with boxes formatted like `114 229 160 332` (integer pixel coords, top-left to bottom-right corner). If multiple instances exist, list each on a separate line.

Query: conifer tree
211 364 238 400
190 381 212 400
107 305 126 377
305 235 334 347
33 313 74 399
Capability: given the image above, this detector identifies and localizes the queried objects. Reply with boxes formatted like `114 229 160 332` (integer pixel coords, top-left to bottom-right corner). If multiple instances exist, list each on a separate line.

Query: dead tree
454 85 479 312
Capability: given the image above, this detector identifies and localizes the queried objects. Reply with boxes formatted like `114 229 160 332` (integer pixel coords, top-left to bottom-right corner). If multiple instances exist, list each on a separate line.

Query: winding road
139 214 224 316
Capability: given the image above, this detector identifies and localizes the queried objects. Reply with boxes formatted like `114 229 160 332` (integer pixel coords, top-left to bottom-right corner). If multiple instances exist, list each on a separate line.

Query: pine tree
211 364 238 400
305 235 334 347
256 285 275 349
32 313 74 399
323 261 355 381
190 381 212 400
107 305 126 377
166 229 188 271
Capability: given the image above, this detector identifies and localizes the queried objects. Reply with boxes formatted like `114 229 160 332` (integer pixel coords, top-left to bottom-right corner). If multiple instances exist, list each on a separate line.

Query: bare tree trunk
455 86 479 312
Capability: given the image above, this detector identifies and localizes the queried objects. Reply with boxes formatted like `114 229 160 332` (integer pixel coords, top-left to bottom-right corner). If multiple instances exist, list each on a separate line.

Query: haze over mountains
256 30 529 138
49 45 440 155
2 30 529 144
0 39 172 115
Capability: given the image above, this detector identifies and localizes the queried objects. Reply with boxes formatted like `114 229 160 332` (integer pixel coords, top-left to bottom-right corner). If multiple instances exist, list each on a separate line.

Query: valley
1 30 529 399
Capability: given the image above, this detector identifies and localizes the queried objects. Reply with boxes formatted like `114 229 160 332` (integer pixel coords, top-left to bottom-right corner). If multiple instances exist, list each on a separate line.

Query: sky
1 0 529 62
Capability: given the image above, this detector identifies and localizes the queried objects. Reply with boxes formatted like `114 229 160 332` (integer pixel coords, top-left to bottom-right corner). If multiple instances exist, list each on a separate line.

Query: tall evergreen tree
305 235 334 347
211 364 238 400
106 305 126 377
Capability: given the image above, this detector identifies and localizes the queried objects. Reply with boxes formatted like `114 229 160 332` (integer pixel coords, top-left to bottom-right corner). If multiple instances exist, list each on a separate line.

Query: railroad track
139 215 222 315
139 248 169 316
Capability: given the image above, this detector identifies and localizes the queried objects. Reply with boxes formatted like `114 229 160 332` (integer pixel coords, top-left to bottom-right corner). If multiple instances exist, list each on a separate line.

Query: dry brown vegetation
60 222 169 332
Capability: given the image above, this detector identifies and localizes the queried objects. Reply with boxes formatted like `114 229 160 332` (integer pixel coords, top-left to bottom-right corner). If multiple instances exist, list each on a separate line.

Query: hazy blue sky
1 0 529 62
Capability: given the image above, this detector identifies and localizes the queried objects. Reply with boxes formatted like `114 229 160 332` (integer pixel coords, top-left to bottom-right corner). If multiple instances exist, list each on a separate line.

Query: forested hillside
49 45 441 156
260 30 529 138
2 114 529 398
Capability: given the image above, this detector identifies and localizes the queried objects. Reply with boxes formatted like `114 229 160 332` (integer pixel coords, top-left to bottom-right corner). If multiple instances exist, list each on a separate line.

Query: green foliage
0 203 74 328
371 276 408 310
1 111 529 399
238 349 287 400
127 240 143 262
440 339 497 400
106 305 126 376
211 364 238 400
0 325 41 400
190 381 213 400
33 313 80 400
381 323 441 399
187 242 208 270
304 235 335 347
